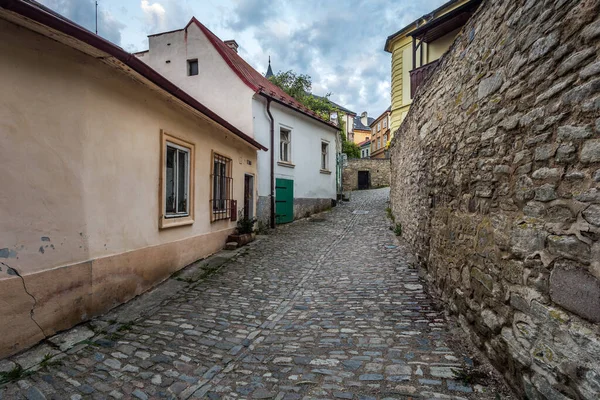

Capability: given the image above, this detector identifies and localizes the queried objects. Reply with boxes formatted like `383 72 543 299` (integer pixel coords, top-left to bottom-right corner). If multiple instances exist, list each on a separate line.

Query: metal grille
211 153 233 222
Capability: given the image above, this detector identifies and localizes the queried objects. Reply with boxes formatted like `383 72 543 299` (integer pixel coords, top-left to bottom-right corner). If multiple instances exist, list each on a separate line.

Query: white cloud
140 0 166 30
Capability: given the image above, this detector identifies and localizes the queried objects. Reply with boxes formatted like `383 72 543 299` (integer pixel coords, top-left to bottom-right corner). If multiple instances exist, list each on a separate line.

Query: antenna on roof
95 1 98 34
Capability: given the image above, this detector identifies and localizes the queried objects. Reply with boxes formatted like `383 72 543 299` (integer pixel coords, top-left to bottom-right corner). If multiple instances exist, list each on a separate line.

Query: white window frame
165 142 190 218
377 122 381 131
383 118 387 128
160 130 195 229
280 128 292 163
321 141 329 171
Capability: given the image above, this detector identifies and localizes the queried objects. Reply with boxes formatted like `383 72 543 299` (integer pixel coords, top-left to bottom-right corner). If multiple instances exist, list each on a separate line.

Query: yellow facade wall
0 18 258 358
388 0 474 134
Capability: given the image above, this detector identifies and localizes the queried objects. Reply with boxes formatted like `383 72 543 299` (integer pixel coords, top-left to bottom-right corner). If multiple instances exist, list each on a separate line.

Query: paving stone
24 386 46 400
48 327 95 352
132 389 148 400
0 189 511 400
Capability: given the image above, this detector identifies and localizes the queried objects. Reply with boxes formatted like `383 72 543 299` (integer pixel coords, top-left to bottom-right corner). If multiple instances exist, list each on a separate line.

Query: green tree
268 70 335 120
268 70 358 158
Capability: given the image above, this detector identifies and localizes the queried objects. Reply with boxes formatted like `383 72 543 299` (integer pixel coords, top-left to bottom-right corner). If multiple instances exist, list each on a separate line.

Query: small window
377 122 381 131
211 152 233 222
280 128 291 162
165 143 190 217
384 134 388 144
160 131 195 229
321 141 329 170
188 59 198 76
378 138 381 149
383 118 387 128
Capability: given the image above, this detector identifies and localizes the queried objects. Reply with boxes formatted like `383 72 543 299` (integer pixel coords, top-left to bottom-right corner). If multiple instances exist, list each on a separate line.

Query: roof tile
189 18 337 129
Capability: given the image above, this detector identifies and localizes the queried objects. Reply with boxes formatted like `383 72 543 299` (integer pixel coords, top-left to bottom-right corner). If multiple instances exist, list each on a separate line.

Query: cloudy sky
38 0 447 117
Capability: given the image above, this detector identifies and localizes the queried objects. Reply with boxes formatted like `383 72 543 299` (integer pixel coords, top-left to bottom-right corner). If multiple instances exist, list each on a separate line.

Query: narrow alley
0 189 513 400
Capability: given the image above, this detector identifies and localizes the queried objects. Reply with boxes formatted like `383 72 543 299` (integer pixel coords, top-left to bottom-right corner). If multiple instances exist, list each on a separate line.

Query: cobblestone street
0 189 512 400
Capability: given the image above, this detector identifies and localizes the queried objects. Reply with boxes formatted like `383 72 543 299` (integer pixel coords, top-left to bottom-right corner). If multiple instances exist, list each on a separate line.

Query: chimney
360 111 368 126
224 40 239 53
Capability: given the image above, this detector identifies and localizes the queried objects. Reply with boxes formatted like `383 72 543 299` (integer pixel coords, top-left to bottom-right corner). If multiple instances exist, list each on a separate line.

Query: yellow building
370 108 391 159
384 0 482 133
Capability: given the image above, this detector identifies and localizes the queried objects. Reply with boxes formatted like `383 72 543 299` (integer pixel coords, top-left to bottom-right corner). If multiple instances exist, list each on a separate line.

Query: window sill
320 169 332 175
277 161 295 168
160 215 194 229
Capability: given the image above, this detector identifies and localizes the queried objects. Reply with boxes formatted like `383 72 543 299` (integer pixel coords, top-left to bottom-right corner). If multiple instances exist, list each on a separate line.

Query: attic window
188 59 198 76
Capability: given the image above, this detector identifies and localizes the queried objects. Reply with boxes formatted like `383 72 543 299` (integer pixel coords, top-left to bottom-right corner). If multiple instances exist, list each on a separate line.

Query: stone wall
389 1 600 399
343 158 391 191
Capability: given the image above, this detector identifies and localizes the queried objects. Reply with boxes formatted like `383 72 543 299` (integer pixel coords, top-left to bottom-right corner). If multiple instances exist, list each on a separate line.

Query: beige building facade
0 3 264 359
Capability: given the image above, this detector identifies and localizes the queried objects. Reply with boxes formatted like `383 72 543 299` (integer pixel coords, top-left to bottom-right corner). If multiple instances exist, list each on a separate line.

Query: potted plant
227 209 257 247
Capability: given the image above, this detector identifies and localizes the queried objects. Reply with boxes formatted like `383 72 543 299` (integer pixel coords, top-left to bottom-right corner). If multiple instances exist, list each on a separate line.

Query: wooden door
275 178 294 224
358 171 370 190
244 174 254 219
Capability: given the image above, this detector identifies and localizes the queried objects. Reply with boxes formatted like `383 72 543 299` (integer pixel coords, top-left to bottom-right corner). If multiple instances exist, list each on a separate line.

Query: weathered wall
0 18 258 359
390 1 600 399
343 159 391 191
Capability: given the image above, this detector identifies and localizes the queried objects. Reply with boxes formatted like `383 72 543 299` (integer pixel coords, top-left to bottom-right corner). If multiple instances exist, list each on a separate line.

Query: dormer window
187 59 198 76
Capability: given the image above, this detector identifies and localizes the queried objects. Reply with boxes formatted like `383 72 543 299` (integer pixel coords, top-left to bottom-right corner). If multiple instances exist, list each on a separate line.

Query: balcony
409 59 440 99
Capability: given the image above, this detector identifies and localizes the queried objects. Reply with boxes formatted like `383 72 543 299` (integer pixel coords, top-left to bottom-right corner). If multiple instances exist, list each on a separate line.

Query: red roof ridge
187 17 338 130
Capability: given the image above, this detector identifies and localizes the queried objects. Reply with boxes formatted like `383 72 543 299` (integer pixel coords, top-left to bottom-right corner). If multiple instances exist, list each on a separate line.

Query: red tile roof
188 18 338 130
357 139 371 147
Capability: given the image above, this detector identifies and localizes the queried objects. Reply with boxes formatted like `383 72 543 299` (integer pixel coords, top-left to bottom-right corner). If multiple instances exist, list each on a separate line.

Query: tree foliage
269 70 361 159
268 70 336 120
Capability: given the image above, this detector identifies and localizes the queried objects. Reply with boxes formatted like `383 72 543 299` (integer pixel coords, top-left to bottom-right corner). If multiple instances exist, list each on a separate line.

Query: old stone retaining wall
343 158 391 191
390 0 600 399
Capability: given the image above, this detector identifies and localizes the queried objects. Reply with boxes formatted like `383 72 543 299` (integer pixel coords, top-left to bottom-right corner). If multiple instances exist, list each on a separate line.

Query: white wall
253 97 337 200
138 22 337 202
138 24 256 136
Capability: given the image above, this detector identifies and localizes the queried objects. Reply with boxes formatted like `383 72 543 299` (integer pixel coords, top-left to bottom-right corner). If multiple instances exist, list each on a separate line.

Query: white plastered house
136 18 340 226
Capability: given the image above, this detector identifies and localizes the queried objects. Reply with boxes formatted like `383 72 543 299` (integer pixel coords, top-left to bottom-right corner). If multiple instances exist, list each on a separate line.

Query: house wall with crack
0 17 258 359
389 0 600 398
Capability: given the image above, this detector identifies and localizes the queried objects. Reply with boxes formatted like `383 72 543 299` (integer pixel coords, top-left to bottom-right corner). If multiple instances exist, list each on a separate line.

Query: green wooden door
275 178 294 224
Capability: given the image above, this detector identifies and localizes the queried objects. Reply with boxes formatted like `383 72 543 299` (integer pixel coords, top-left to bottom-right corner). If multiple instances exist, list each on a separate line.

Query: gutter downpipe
262 94 276 229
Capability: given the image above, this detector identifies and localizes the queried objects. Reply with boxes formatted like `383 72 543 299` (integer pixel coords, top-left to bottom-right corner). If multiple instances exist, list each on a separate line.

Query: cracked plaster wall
0 18 256 358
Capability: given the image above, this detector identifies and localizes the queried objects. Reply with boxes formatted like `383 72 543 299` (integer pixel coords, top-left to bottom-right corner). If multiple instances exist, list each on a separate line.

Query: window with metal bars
211 152 233 222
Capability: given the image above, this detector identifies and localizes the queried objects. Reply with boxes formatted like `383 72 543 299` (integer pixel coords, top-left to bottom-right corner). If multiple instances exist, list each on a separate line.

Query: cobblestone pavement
0 188 514 400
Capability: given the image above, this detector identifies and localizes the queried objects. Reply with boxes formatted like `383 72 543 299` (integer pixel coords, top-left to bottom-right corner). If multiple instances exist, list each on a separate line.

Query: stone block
510 224 546 257
580 61 600 79
534 144 556 161
555 144 576 163
547 235 590 262
550 262 600 322
580 139 600 163
557 125 593 141
478 72 503 100
557 48 596 76
470 267 494 292
532 167 562 181
534 184 557 202
582 205 600 226
528 31 560 62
